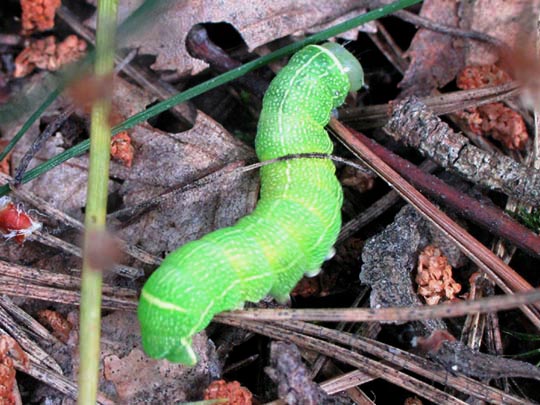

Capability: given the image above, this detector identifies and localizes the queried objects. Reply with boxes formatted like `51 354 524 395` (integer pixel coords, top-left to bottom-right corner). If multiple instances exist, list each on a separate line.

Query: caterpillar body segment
138 43 364 365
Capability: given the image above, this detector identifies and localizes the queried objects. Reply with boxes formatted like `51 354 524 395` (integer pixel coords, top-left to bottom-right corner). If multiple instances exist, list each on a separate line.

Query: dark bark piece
384 97 540 206
360 205 449 334
265 342 351 405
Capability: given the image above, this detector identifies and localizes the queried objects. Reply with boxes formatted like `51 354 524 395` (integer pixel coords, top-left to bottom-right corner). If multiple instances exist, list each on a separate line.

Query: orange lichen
111 132 134 168
416 245 461 306
14 35 87 78
477 103 527 150
0 335 28 405
20 0 61 34
0 197 41 244
457 65 511 90
37 310 72 343
203 380 252 405
456 65 528 150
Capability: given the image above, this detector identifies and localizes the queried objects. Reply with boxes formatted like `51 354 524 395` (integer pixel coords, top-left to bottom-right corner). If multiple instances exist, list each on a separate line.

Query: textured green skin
138 44 352 365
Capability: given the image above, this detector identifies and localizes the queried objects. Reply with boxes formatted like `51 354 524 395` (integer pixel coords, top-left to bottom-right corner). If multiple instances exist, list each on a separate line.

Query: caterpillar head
321 42 364 92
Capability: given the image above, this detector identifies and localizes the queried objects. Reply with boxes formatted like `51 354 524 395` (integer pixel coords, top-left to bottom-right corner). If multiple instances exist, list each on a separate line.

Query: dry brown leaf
8 109 109 218
463 0 540 66
108 79 258 256
101 0 373 76
99 312 218 403
8 71 257 245
339 165 375 193
55 311 219 403
399 0 464 96
114 119 259 255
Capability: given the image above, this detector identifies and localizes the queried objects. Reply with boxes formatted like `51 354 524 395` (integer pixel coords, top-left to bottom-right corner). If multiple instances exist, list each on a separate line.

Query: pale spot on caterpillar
304 268 321 278
325 247 336 261
304 247 336 277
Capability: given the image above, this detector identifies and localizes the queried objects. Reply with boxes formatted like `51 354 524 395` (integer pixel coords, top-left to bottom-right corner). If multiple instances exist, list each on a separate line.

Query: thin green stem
0 0 422 197
78 0 117 403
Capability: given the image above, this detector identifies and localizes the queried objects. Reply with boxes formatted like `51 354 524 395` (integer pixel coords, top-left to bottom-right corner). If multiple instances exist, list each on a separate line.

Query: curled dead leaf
340 165 375 193
111 0 369 76
414 329 456 354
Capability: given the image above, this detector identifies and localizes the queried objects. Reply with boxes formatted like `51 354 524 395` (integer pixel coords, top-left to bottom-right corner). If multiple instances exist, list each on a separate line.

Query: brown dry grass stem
15 361 114 405
0 281 137 311
339 82 519 129
0 260 137 311
0 308 61 373
393 8 508 51
218 288 540 323
231 320 528 404
0 260 136 298
220 319 468 404
2 258 539 324
0 296 58 345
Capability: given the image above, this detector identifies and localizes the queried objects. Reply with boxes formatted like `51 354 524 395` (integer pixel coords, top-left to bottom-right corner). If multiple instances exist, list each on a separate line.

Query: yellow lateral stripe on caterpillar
140 290 188 314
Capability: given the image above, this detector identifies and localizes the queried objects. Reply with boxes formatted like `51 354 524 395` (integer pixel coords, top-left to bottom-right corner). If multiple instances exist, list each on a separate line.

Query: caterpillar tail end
163 338 197 365
138 290 198 366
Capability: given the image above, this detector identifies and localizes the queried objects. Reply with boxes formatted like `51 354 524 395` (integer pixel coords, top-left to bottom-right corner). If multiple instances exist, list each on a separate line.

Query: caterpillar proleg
138 42 363 365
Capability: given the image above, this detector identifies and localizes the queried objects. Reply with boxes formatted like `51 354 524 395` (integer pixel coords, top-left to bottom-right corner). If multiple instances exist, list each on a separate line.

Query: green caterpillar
138 42 363 365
